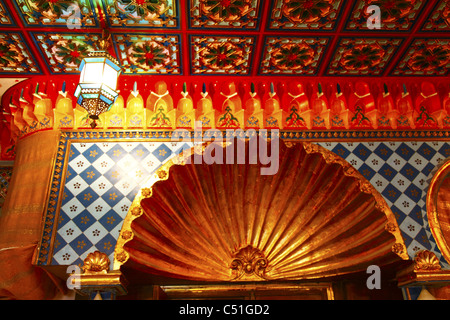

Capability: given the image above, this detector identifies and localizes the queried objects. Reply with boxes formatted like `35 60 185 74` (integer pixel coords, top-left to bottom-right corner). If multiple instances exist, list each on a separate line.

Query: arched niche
113 139 408 284
427 159 450 265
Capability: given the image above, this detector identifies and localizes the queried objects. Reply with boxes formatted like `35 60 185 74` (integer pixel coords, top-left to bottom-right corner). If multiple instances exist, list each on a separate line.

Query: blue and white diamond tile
52 141 193 268
400 216 423 243
152 143 173 162
317 141 450 265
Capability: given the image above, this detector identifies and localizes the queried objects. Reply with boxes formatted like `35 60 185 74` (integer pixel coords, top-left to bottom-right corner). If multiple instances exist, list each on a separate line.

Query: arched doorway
113 140 409 299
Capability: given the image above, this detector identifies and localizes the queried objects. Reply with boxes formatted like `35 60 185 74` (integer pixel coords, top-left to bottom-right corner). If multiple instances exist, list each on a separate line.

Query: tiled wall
52 141 192 268
50 138 450 269
317 141 450 267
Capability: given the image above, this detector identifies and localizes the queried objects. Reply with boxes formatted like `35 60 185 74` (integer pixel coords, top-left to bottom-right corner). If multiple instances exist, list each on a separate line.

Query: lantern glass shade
74 51 121 124
79 57 120 91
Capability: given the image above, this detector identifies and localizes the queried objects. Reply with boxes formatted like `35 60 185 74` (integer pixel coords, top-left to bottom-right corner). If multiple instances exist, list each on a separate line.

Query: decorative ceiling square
391 38 450 76
326 37 404 76
345 0 427 32
190 35 256 75
0 0 448 77
112 33 182 74
0 31 41 74
420 0 450 32
102 0 179 29
0 0 16 26
268 0 345 31
31 32 103 74
12 0 99 27
259 36 330 75
189 0 262 29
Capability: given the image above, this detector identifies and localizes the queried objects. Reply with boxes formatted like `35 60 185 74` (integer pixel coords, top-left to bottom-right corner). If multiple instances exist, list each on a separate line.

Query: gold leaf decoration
82 251 110 274
119 141 407 282
414 250 441 271
230 246 268 281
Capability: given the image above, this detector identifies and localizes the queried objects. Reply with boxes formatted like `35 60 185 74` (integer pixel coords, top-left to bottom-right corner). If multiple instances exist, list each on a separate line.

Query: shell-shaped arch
115 140 407 282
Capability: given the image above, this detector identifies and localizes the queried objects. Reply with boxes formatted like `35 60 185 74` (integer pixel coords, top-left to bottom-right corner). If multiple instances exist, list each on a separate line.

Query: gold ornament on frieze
385 222 397 233
230 246 268 281
359 181 373 194
82 251 110 274
157 170 168 180
392 243 405 256
121 230 132 240
130 206 142 216
283 141 297 148
414 250 441 272
302 142 319 154
141 188 152 198
115 251 128 263
344 166 356 177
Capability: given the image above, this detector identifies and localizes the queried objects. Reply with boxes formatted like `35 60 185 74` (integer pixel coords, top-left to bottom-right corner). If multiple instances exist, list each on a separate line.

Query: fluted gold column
0 130 65 299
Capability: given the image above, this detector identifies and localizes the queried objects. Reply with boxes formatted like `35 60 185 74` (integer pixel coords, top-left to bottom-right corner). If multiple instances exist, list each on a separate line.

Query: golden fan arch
427 159 450 265
113 140 408 283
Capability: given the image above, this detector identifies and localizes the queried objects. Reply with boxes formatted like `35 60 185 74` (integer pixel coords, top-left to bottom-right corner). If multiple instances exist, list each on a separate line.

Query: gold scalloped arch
427 159 450 264
113 139 408 276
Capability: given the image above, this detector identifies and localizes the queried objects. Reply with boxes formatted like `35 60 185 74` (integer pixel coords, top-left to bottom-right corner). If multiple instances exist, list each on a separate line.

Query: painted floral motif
443 115 450 127
329 37 402 75
28 0 76 16
115 34 180 74
421 0 450 31
0 167 13 206
331 115 345 128
272 44 314 70
59 116 73 128
393 39 450 76
17 0 96 26
0 42 23 67
0 1 14 25
377 115 391 128
202 42 242 70
107 0 177 27
368 0 416 22
281 0 333 22
396 115 411 128
149 106 171 127
177 115 192 127
246 115 259 127
285 105 306 127
270 0 343 30
54 40 90 66
129 115 142 127
191 0 259 28
415 106 437 128
266 116 279 127
261 37 328 75
342 45 384 71
217 106 239 127
346 0 423 31
192 36 254 75
109 115 123 127
409 46 449 71
202 0 249 20
199 116 211 127
116 0 168 18
313 115 325 127
129 41 170 69
351 105 372 127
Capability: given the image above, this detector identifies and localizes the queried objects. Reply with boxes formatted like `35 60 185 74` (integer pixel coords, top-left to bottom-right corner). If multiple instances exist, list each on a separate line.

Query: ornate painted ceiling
0 0 448 78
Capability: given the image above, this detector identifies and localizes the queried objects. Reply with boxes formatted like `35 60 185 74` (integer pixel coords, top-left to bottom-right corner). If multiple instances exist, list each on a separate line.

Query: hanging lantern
74 31 121 128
